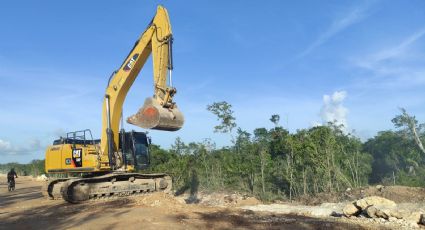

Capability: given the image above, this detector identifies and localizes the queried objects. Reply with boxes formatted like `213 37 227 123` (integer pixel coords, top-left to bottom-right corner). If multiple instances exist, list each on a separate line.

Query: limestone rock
375 208 389 219
375 185 384 191
364 205 395 219
343 203 360 216
365 206 378 218
388 217 397 222
374 205 402 219
402 211 422 224
355 196 396 210
36 174 48 181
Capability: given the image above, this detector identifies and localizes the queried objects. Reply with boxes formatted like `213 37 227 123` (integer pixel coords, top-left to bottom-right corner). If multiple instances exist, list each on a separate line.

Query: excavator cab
120 131 150 170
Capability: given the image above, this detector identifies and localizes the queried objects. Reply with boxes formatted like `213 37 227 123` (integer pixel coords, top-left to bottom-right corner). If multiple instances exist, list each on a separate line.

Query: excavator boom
101 5 184 161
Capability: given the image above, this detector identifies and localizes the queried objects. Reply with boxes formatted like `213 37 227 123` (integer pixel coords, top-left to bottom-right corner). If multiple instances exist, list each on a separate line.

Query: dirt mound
174 191 261 207
297 185 425 205
362 186 425 203
132 192 183 207
238 197 261 206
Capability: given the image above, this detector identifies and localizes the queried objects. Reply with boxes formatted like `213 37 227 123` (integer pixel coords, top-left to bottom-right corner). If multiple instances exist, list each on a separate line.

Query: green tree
270 114 280 127
392 108 425 155
364 130 424 186
207 101 237 134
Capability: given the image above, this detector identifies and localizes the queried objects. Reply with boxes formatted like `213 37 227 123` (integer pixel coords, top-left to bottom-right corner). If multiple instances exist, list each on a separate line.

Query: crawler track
44 178 77 200
44 173 172 203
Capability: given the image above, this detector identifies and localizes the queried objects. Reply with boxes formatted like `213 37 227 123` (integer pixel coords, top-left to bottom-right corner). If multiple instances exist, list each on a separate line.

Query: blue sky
1 0 424 163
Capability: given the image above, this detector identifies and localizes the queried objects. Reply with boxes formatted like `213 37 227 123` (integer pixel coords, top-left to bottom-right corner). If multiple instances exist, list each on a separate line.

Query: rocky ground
1 175 424 230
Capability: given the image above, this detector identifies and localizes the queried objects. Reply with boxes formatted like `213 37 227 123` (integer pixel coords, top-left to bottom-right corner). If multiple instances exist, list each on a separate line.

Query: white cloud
357 27 425 69
351 26 425 89
298 3 372 58
0 139 43 155
0 139 11 150
320 91 349 131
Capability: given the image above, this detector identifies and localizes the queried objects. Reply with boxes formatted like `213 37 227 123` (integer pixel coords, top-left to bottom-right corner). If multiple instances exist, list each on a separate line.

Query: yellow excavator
44 6 184 203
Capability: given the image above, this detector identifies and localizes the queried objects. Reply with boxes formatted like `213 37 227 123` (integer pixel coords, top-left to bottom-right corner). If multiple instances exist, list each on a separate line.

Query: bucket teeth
127 97 184 131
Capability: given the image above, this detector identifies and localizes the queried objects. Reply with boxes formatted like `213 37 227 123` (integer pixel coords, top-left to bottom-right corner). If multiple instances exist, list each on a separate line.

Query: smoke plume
320 91 348 131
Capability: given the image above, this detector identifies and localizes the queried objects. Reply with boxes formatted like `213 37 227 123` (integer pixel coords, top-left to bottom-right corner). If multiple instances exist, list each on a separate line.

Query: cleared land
0 175 423 230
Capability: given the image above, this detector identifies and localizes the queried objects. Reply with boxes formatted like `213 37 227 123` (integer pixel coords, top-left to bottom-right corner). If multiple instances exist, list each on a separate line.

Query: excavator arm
100 6 184 167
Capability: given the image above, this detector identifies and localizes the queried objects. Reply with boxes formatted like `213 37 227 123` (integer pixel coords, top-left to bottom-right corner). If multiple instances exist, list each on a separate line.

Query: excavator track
44 178 77 200
44 173 171 203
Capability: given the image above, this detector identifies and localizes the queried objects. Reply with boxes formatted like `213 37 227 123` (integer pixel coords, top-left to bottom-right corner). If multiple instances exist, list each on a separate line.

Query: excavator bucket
127 97 184 131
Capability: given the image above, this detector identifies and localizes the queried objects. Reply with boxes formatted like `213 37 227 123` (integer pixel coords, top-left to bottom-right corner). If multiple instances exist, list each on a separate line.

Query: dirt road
0 175 388 230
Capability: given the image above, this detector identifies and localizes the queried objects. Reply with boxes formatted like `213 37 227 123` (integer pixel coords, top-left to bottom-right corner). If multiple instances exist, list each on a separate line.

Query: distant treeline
147 103 425 200
0 159 45 177
147 126 425 200
1 103 424 201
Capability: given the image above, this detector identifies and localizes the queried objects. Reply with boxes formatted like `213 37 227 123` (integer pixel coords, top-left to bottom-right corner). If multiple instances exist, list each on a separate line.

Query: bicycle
8 180 15 192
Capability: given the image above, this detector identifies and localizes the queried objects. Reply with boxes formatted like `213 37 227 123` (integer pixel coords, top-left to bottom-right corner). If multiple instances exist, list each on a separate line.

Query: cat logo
72 149 82 158
72 148 83 167
123 53 139 72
